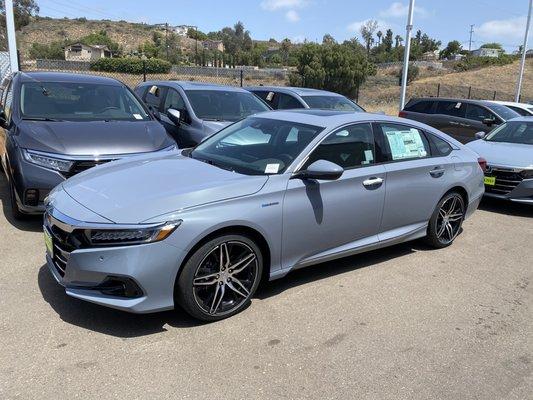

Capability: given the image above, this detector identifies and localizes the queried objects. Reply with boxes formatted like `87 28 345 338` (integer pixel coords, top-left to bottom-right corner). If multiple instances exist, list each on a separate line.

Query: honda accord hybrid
44 110 485 321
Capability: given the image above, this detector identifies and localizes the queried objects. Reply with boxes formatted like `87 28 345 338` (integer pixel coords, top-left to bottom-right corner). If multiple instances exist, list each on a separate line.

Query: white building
64 43 111 61
471 47 501 58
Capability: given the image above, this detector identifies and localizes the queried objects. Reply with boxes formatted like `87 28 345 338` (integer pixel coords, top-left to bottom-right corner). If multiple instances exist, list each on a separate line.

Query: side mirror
292 160 344 181
167 108 181 125
475 131 486 140
482 117 496 126
0 107 7 129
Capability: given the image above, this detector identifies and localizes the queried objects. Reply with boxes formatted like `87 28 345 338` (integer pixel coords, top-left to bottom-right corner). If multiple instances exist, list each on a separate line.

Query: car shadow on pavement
479 197 533 218
255 242 416 300
0 173 43 232
37 265 203 338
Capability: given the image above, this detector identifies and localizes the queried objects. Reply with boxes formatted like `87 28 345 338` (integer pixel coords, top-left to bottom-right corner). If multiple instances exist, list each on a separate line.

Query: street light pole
399 0 415 111
515 0 532 102
5 0 19 72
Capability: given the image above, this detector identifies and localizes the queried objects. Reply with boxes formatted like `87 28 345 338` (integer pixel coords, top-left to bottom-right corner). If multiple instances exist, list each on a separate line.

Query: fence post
437 83 440 97
467 86 471 99
240 69 243 87
142 60 146 82
493 91 496 100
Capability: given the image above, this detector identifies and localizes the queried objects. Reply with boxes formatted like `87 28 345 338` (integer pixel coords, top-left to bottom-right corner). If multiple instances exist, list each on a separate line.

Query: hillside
15 17 199 59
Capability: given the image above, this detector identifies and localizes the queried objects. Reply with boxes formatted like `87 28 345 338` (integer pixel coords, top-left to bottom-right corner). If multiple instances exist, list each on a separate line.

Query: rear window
486 103 521 120
405 100 434 113
427 134 453 156
435 101 465 118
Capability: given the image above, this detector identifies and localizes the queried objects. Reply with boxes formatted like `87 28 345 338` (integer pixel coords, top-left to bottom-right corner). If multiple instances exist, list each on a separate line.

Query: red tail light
398 111 407 118
477 157 487 172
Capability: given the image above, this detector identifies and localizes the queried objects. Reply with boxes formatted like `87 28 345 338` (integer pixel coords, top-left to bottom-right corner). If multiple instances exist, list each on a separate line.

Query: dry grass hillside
361 59 533 114
16 17 198 59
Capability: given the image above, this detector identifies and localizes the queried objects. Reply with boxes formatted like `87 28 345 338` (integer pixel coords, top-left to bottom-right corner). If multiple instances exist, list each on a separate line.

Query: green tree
187 27 207 41
360 19 378 54
29 41 65 59
440 40 462 59
322 33 337 46
0 0 39 30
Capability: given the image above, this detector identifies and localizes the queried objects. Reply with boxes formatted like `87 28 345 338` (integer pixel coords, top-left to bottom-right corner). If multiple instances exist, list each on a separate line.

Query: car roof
245 86 345 97
508 116 533 122
489 100 532 108
410 97 495 106
18 71 123 86
142 80 249 92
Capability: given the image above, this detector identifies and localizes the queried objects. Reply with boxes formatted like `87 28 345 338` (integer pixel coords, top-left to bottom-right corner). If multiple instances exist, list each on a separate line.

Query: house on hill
202 40 224 52
471 47 501 58
64 43 111 61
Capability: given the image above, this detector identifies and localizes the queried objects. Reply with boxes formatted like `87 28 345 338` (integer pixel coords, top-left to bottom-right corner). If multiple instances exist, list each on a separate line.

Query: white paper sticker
266 92 275 101
364 150 374 163
265 163 280 174
455 102 462 109
133 114 143 120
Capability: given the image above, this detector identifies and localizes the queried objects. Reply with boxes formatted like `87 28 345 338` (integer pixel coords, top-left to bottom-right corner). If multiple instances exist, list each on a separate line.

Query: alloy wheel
192 241 258 317
435 194 464 245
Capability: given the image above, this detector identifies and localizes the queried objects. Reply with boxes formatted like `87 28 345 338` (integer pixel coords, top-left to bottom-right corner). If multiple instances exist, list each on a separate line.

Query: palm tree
376 31 382 46
395 35 403 48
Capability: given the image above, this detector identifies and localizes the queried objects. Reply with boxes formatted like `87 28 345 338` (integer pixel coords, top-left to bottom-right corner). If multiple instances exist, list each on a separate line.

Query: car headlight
85 220 182 246
23 149 73 172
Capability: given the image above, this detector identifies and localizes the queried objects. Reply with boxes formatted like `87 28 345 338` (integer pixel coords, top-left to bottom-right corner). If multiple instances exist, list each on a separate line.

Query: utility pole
165 22 169 60
515 0 532 102
468 24 474 52
399 0 415 111
5 0 19 72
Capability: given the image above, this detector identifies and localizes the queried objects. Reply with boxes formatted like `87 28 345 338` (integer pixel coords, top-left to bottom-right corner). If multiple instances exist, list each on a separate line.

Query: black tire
176 234 263 322
8 179 25 220
425 191 465 249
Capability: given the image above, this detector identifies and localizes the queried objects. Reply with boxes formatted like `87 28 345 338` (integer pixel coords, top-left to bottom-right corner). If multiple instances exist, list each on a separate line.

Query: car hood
61 152 268 224
17 120 172 156
466 140 533 169
202 120 232 135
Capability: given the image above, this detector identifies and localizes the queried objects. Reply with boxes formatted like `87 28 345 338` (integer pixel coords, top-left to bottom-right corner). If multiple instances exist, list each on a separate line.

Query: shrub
454 54 517 72
90 57 171 74
397 64 419 85
29 42 65 60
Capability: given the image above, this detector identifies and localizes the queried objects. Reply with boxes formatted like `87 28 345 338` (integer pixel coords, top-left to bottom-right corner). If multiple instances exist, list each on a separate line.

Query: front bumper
484 178 533 204
44 212 186 313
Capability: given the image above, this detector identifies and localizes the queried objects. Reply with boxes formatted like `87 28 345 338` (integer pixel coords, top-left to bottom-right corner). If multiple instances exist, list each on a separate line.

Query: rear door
375 122 455 239
160 87 191 146
142 84 166 112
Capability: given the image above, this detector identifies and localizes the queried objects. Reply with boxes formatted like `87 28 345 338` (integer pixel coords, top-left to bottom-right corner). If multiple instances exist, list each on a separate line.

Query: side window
4 80 13 120
435 101 465 118
465 104 495 122
427 134 453 157
508 106 529 116
252 91 276 107
144 85 163 110
305 123 375 169
163 88 186 113
133 86 146 99
378 123 430 161
277 93 303 110
405 100 434 114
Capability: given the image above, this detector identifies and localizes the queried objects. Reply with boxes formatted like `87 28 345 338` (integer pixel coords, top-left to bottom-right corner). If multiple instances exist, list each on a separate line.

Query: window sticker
265 163 280 174
266 92 275 102
363 149 374 164
133 113 143 120
384 128 427 160
336 130 349 137
455 102 462 109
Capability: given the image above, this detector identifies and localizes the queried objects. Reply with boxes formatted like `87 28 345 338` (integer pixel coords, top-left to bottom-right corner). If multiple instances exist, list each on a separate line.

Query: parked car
245 86 365 112
466 117 533 204
488 100 533 116
0 71 176 218
134 81 271 148
44 109 484 321
399 97 521 143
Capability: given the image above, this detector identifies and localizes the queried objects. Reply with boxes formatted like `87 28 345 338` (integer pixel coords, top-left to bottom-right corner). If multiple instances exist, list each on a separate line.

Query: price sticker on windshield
265 163 280 174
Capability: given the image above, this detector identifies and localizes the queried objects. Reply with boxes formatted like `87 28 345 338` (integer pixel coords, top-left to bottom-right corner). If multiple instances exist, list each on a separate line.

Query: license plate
44 229 53 258
484 176 496 186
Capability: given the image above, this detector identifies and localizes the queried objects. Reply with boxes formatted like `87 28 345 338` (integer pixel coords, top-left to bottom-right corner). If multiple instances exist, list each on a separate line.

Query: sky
37 0 532 52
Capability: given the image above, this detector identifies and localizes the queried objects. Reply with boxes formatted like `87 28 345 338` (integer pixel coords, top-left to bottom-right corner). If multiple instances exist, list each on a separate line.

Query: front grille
485 167 524 195
46 215 86 277
62 159 114 178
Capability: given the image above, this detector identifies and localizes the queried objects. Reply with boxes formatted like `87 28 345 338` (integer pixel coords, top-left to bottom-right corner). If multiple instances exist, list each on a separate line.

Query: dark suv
399 97 520 143
0 72 175 218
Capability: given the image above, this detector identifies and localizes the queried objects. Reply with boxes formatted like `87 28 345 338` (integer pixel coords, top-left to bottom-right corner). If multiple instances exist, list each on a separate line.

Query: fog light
25 189 39 206
96 276 143 298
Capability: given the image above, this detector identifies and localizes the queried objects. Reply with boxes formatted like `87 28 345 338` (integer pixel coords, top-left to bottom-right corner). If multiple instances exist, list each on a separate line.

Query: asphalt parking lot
0 172 531 400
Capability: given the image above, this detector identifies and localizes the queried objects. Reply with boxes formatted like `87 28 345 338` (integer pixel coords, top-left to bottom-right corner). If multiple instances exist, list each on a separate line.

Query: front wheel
425 192 465 248
176 234 263 321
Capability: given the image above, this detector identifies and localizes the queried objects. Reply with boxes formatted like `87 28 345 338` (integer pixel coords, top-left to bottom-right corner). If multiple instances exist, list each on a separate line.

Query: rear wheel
176 234 263 321
425 192 465 248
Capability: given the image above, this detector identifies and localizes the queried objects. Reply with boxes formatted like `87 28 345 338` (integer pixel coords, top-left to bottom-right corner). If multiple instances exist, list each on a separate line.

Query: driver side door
281 123 387 269
160 87 191 147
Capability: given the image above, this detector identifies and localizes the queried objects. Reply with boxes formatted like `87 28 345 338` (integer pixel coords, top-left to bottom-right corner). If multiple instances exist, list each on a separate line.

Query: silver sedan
44 110 485 321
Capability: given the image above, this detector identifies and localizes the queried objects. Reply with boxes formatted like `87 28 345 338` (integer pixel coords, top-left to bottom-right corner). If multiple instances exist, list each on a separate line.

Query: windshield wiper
22 117 64 122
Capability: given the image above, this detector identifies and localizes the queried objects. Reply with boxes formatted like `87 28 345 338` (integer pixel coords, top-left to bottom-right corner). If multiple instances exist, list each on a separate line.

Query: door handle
362 177 384 188
430 167 445 178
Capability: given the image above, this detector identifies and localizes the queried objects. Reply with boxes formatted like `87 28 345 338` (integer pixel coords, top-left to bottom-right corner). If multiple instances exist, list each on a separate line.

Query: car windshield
20 81 150 121
190 117 324 175
485 121 533 145
486 103 521 120
185 90 270 122
301 95 363 111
